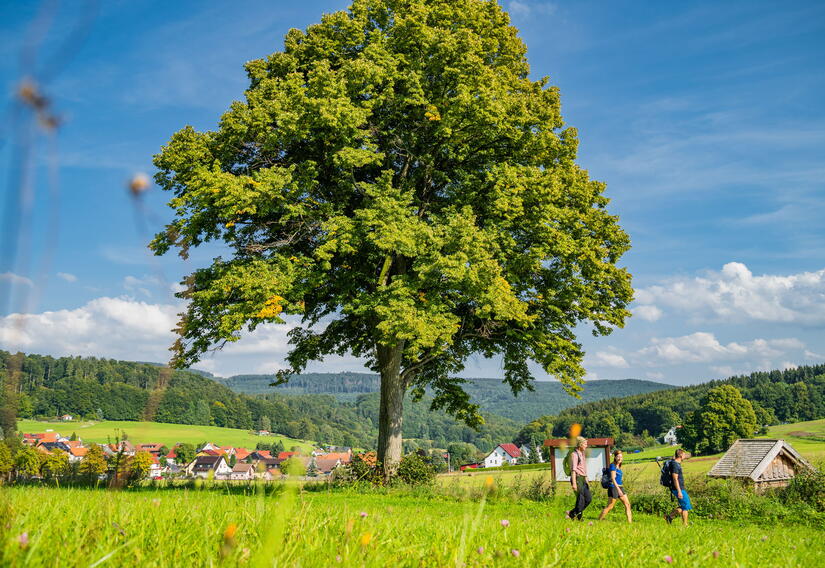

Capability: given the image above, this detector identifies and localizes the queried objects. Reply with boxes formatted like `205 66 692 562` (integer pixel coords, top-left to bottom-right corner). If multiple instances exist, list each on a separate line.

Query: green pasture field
15 419 314 453
759 418 825 460
1 485 822 567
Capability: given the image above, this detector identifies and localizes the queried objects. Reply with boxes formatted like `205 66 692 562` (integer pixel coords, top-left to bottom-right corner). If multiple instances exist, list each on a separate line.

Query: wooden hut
542 438 614 482
708 439 813 491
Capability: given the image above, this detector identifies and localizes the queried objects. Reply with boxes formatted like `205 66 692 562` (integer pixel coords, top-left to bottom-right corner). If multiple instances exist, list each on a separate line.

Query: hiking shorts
607 485 624 499
671 489 693 511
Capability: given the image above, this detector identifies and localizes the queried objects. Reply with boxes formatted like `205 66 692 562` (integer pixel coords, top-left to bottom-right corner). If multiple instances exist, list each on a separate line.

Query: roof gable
192 456 226 470
709 439 812 480
498 444 521 458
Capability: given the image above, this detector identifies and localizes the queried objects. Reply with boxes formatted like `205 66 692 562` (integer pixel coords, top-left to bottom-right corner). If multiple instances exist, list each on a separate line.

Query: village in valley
19 420 815 493
20 426 354 481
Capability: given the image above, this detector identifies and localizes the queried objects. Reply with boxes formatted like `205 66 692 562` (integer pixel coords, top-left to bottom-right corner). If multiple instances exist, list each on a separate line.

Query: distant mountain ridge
214 373 674 423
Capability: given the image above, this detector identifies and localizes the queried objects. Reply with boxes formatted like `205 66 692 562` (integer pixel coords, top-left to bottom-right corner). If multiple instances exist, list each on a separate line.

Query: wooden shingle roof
709 439 811 481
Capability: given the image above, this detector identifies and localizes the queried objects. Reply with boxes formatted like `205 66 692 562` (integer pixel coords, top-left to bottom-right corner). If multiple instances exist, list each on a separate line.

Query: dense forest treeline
219 373 380 396
516 364 825 447
218 373 673 422
0 351 516 451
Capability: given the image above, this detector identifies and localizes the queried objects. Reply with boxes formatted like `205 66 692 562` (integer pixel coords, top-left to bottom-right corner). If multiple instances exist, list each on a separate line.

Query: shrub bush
342 451 384 486
781 464 825 512
396 453 436 486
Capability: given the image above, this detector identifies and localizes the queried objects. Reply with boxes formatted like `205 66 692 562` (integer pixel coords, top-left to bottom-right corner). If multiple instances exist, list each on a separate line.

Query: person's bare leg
599 498 616 520
620 495 632 523
681 510 689 525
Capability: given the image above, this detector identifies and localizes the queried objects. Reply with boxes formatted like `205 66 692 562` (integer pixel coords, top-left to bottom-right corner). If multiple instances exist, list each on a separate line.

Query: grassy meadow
2 420 823 566
15 419 314 452
1 484 823 567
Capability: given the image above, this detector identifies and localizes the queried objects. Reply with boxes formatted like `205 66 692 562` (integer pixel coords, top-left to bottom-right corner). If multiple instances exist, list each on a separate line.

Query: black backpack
600 466 612 488
659 459 674 488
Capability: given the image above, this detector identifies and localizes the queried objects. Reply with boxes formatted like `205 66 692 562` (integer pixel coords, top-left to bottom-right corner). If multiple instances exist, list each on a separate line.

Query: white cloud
635 331 805 367
0 272 34 287
0 296 367 377
646 371 665 380
57 272 78 283
0 297 179 359
634 304 663 322
635 262 825 325
589 351 629 368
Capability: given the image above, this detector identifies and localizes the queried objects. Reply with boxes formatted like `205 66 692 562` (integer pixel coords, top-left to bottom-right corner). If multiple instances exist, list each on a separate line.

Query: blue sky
1 0 823 385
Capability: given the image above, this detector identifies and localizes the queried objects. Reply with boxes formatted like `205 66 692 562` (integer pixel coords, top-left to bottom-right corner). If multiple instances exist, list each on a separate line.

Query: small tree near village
152 0 632 477
79 444 107 484
129 451 155 483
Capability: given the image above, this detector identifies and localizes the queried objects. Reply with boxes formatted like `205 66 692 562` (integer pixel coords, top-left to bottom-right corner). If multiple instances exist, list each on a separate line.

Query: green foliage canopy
14 446 40 478
129 451 155 482
679 385 758 455
0 441 13 479
280 456 307 477
174 443 196 465
41 450 70 480
79 444 107 481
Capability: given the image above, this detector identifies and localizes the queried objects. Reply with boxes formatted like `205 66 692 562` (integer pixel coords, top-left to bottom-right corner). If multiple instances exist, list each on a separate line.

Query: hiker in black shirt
665 449 692 526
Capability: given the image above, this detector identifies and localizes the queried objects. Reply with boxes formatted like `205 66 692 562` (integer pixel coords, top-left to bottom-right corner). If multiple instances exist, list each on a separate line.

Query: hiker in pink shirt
566 437 592 520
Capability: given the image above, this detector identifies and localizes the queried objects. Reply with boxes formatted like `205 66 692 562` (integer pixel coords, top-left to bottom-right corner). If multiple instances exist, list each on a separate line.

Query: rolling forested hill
0 351 515 451
216 373 673 423
516 363 825 446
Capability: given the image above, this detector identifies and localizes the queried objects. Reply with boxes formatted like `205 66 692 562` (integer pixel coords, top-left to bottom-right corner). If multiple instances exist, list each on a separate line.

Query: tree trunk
376 341 405 479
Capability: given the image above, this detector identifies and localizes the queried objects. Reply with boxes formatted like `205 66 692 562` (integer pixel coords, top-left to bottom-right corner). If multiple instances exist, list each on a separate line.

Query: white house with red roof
483 443 521 467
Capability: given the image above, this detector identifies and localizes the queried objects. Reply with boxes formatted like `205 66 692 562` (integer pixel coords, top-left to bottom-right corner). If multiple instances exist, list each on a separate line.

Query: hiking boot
564 511 573 520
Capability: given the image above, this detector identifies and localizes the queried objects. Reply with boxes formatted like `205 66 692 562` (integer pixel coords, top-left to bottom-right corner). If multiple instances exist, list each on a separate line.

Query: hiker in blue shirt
598 449 632 523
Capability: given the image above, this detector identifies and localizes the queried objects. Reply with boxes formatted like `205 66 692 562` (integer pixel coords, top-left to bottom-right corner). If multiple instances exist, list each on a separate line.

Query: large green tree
679 385 758 455
152 0 632 475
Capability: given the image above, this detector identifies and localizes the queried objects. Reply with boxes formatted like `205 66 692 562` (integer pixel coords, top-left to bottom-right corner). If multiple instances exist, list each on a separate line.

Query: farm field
15 419 314 452
0 485 822 567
